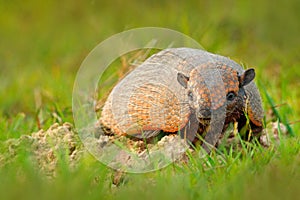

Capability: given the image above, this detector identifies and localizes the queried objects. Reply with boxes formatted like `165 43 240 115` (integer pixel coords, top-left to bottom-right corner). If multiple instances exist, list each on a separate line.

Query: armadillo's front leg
201 118 225 153
179 112 199 144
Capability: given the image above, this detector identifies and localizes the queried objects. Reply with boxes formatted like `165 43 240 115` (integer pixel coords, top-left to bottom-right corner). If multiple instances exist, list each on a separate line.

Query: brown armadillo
99 48 263 151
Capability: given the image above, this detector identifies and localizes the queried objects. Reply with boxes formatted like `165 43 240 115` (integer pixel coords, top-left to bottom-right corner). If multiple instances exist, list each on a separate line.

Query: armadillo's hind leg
130 130 162 139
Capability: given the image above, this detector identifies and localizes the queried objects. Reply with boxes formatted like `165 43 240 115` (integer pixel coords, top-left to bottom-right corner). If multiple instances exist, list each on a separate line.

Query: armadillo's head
177 63 255 124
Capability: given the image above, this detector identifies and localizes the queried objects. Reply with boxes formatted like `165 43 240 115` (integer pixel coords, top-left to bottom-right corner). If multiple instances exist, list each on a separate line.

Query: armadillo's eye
188 91 193 101
226 92 236 101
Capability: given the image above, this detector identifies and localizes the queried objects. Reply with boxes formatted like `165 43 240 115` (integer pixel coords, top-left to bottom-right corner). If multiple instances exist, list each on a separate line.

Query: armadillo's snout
198 108 211 119
197 107 226 125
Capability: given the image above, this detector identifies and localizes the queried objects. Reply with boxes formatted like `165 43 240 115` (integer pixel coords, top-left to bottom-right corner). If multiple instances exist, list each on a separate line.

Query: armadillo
99 48 263 151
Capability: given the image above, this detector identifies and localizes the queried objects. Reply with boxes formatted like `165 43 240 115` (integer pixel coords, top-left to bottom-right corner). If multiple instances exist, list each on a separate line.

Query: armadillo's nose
199 108 211 119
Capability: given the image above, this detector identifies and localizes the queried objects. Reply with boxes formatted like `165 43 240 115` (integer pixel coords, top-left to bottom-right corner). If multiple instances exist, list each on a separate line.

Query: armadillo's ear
177 73 189 89
239 68 255 87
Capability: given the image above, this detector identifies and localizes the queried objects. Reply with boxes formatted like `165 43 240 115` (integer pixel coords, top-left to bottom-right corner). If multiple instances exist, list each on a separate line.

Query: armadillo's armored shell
100 51 190 136
243 82 264 129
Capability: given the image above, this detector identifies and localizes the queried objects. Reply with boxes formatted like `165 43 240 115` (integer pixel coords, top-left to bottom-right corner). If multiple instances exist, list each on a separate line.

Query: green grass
0 0 300 199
